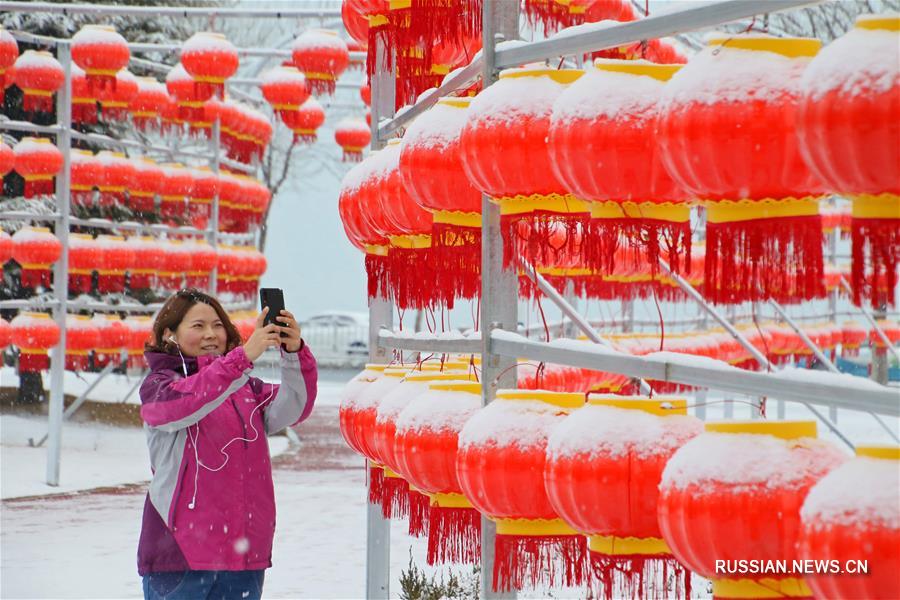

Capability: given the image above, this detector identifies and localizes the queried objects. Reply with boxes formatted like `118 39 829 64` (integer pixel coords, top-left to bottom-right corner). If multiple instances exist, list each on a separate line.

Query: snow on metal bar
0 211 63 221
378 329 483 354
0 120 62 136
495 0 820 68
491 331 900 417
67 217 208 237
0 1 341 18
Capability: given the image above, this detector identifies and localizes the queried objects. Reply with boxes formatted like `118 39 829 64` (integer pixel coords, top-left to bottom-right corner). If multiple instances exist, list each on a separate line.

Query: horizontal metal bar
0 2 341 18
128 42 291 57
0 211 62 221
0 299 61 310
67 217 209 236
0 120 62 135
495 0 819 68
491 331 900 417
378 330 483 354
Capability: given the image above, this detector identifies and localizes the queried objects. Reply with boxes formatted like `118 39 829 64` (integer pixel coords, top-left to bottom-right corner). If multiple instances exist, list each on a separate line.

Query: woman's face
167 302 227 357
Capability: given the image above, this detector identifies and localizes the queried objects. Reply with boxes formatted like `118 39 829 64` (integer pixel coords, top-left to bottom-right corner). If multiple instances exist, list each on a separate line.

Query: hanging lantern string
750 302 770 417
469 355 480 382
662 397 766 416
713 16 758 56
491 361 541 388
652 289 665 352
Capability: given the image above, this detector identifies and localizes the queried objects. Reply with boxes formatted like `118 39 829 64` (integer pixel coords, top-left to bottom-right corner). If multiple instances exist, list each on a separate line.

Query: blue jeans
142 570 265 600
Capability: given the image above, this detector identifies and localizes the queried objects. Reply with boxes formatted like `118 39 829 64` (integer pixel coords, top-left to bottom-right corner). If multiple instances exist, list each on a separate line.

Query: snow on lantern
124 316 153 369
0 316 11 350
799 445 900 600
0 28 17 104
67 233 100 294
339 364 390 501
159 163 193 221
126 236 163 291
550 59 691 277
13 137 63 198
282 96 325 143
400 96 482 302
65 315 100 372
11 227 62 289
658 421 846 600
98 68 138 121
260 66 310 123
460 67 587 271
165 63 204 122
180 32 239 101
96 235 135 294
129 77 169 131
246 178 271 229
13 50 64 113
92 313 128 369
71 63 99 125
10 312 60 372
290 29 350 96
70 149 101 208
457 390 588 593
184 239 217 289
545 395 701 600
0 139 13 177
129 158 162 213
96 151 134 208
394 380 484 566
71 24 130 92
216 171 244 232
796 15 900 308
160 240 189 292
188 167 218 229
658 36 826 305
840 321 868 357
334 118 370 162
0 230 12 264
244 248 267 298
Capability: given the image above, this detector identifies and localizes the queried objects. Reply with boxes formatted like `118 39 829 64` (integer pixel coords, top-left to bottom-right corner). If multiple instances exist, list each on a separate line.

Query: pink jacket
137 344 317 574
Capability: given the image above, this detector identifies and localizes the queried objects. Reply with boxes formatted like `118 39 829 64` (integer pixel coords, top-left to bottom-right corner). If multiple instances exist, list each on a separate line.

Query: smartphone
259 288 286 333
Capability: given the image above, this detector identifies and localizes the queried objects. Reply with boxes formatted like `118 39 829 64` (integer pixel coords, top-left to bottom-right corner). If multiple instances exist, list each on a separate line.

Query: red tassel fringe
407 489 430 538
705 215 825 304
851 217 899 308
20 267 52 290
368 464 385 506
72 102 99 125
493 534 587 592
590 552 692 600
585 218 692 277
306 78 337 97
427 506 481 566
432 222 481 301
381 476 410 519
23 179 54 199
500 211 588 271
22 94 54 113
365 253 389 301
387 246 443 309
18 352 50 372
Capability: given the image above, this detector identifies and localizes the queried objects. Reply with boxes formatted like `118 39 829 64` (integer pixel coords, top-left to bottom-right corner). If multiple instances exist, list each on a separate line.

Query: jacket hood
145 350 222 374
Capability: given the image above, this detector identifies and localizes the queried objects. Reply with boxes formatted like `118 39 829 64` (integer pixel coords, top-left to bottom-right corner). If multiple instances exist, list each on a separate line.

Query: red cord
653 290 665 352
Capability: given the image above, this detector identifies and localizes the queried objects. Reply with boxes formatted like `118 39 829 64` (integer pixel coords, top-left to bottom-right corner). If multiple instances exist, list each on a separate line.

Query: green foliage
398 549 480 600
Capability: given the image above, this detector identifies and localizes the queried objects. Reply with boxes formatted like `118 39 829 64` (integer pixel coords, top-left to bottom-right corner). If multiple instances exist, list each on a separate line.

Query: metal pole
46 41 72 487
769 299 839 374
30 362 117 447
209 116 221 294
839 277 900 363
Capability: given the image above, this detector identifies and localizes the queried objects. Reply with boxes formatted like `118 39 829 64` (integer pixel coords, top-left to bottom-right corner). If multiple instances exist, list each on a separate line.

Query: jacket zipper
230 398 249 449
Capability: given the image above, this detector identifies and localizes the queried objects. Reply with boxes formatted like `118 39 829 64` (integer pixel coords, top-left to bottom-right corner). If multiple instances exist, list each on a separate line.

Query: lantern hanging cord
469 355 480 382
662 397 764 415
492 361 538 388
652 289 665 352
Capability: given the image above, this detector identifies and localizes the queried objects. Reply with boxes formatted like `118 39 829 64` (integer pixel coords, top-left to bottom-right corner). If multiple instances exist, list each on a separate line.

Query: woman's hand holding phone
243 307 283 361
274 309 302 352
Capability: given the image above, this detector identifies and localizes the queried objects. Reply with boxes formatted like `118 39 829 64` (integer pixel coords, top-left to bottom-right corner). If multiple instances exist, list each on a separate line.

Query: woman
137 288 318 600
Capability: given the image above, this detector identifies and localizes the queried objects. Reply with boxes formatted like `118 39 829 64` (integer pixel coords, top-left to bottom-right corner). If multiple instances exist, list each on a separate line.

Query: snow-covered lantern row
96 150 134 208
158 163 193 221
338 155 391 300
218 101 272 163
185 96 220 140
96 234 134 294
400 97 482 302
260 66 310 124
126 235 164 291
281 97 325 143
65 314 100 372
216 245 266 300
188 167 218 229
244 247 267 299
160 239 191 291
11 226 62 290
550 60 691 280
796 14 900 308
217 171 244 232
71 63 99 125
165 63 203 122
13 50 64 113
658 36 826 305
180 32 239 100
872 319 900 353
71 24 130 92
98 68 138 122
129 77 169 132
91 313 128 369
459 67 587 272
0 317 11 351
333 118 370 162
0 139 13 178
457 390 587 593
70 149 101 208
184 238 217 289
230 311 257 343
545 395 702 600
13 137 63 198
799 445 900 600
0 27 17 103
290 29 349 96
10 312 60 372
67 233 100 294
394 380 484 566
0 230 12 264
373 371 475 533
658 421 847 600
338 364 388 462
124 316 153 369
128 157 163 214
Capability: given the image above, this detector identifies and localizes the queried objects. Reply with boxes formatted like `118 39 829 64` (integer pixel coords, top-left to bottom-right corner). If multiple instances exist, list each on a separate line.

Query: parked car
300 311 369 367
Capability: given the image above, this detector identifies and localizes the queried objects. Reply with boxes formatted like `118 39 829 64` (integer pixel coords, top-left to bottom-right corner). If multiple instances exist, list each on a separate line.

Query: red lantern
160 240 189 291
360 83 371 106
658 421 846 600
334 118 370 162
13 137 63 198
180 32 239 100
394 381 484 565
159 163 193 221
658 36 826 304
457 390 588 592
124 316 153 370
291 29 350 96
799 445 899 600
400 96 482 302
342 1 370 50
0 139 13 177
70 149 101 208
71 24 130 92
550 60 692 278
165 62 204 122
65 315 100 372
188 167 218 229
185 239 217 289
260 66 310 123
67 233 100 294
97 234 135 294
797 15 900 308
71 63 99 125
545 396 702 599
0 230 12 265
92 314 128 369
0 28 17 104
0 317 11 350
460 68 588 271
129 77 169 131
126 236 164 291
217 172 242 233
98 68 138 121
11 226 62 289
129 158 162 213
282 96 325 143
96 151 134 208
522 0 575 34
13 50 64 112
10 312 60 372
